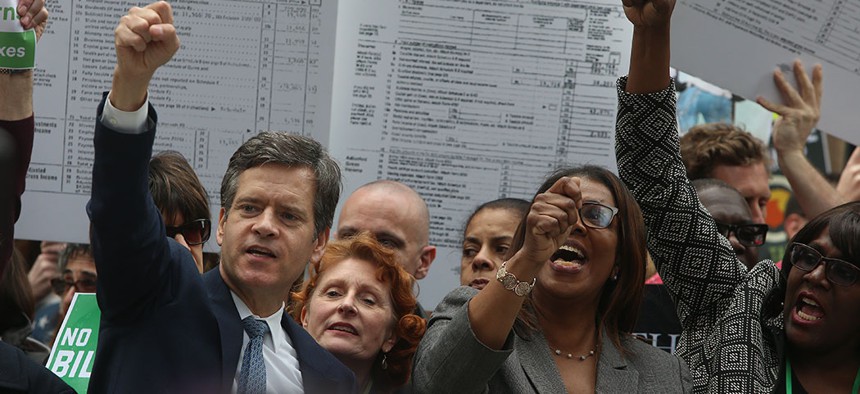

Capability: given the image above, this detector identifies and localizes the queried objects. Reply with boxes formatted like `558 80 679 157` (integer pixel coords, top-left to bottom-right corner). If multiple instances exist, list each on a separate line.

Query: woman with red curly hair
292 232 426 393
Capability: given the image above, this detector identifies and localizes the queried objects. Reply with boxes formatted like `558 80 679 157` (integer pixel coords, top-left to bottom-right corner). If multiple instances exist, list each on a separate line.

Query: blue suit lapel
203 266 355 393
203 268 243 391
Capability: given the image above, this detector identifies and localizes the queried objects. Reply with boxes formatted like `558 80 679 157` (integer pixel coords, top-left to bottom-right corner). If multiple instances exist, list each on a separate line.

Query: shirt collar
230 291 288 354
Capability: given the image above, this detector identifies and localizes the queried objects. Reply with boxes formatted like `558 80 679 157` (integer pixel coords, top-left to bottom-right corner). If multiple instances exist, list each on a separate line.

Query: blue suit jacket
87 94 356 393
0 341 74 393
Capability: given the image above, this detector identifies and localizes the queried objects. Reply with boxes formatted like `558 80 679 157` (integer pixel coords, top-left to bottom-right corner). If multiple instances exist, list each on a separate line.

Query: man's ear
216 207 227 246
413 245 436 280
311 228 330 265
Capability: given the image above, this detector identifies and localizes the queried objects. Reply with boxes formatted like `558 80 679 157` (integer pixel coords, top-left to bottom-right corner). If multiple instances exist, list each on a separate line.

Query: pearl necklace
552 347 596 361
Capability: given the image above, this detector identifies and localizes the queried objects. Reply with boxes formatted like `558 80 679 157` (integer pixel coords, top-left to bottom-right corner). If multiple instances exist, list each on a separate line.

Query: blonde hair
680 123 769 179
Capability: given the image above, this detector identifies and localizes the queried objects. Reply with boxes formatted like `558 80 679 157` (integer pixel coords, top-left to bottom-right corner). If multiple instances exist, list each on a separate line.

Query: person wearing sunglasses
694 178 767 269
51 244 97 324
615 1 860 391
148 151 211 273
414 165 691 393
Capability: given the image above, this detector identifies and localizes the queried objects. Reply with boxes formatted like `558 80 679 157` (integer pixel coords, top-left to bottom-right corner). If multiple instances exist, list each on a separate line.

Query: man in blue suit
86 2 355 392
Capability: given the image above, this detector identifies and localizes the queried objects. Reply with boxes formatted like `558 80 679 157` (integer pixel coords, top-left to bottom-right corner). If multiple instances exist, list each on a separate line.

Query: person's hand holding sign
0 0 46 71
15 0 47 33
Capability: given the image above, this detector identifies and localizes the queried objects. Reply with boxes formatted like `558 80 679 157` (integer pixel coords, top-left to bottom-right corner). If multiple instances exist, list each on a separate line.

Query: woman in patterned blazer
615 0 860 392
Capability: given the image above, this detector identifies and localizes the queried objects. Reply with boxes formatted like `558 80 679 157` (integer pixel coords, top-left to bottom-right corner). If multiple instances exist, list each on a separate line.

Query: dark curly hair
291 232 426 391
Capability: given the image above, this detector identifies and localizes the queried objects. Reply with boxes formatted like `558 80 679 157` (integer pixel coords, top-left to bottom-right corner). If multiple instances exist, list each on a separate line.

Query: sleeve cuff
100 91 149 134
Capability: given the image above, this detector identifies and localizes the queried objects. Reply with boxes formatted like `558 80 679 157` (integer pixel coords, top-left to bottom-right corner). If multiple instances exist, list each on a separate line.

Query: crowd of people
1 0 858 393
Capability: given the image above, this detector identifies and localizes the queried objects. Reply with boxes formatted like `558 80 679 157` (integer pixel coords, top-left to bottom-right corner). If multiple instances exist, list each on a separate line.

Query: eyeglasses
580 202 619 229
166 218 211 245
714 222 768 247
788 242 860 286
51 274 98 295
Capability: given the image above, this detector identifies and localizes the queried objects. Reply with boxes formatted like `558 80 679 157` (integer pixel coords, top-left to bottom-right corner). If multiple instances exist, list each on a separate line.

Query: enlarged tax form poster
672 0 860 146
18 0 633 308
327 0 632 306
18 0 338 249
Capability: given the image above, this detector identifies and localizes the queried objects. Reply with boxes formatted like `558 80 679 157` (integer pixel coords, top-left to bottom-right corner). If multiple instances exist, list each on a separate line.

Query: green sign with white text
0 0 36 69
46 293 101 394
0 30 35 68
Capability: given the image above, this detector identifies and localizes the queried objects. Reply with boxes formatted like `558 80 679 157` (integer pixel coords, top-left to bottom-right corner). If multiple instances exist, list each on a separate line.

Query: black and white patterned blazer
615 77 786 393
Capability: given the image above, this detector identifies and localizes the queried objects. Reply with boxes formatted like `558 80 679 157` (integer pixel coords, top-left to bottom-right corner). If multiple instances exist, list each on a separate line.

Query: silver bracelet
496 261 535 297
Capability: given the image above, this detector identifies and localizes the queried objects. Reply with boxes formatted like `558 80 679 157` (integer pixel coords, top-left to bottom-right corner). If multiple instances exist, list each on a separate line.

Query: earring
381 353 388 370
611 272 619 281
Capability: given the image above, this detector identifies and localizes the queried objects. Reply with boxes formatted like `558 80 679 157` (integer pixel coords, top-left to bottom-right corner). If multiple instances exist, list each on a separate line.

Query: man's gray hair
220 132 342 235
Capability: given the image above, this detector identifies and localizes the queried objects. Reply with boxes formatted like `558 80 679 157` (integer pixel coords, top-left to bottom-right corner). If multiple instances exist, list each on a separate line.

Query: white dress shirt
100 93 149 133
231 292 304 393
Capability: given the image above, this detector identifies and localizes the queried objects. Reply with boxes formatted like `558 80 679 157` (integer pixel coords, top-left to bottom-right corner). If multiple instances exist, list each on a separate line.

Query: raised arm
623 0 673 94
87 1 181 318
0 0 48 271
108 1 179 112
836 148 860 202
757 61 844 217
616 0 752 330
0 69 35 270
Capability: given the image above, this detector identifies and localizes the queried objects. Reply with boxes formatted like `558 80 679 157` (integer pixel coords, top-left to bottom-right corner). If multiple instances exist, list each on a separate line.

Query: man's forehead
354 186 421 205
710 206 752 224
700 188 752 221
711 164 770 197
337 218 409 242
342 190 422 223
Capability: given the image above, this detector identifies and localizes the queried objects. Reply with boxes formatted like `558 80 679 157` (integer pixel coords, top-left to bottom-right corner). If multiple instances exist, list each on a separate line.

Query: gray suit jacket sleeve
412 286 514 394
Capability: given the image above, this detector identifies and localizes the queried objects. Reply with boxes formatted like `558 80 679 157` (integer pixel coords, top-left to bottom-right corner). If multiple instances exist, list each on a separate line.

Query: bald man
336 180 436 315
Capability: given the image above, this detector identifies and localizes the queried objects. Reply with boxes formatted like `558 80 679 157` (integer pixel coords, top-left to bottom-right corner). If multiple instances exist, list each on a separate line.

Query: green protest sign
0 0 36 69
46 293 101 394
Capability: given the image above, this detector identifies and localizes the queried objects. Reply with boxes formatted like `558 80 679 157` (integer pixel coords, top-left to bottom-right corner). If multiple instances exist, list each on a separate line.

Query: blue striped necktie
237 317 269 394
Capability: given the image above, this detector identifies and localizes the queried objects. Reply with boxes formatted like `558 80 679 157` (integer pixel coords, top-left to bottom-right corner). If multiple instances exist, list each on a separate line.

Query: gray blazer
412 287 692 393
